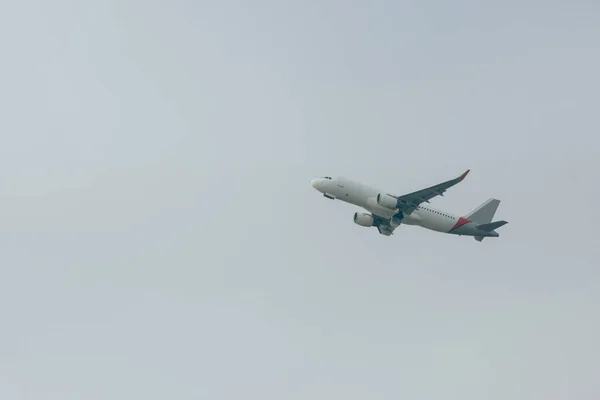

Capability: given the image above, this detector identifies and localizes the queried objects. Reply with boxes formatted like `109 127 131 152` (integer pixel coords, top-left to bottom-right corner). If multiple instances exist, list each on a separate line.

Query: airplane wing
394 169 470 214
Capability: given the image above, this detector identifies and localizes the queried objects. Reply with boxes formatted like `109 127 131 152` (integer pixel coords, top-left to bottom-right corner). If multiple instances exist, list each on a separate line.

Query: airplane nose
311 179 319 189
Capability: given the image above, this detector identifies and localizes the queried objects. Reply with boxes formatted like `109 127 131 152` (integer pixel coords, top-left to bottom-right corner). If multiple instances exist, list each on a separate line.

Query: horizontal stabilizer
477 220 508 232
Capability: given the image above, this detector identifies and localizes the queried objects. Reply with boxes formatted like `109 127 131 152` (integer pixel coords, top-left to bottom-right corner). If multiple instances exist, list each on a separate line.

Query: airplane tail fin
465 199 507 242
464 198 500 224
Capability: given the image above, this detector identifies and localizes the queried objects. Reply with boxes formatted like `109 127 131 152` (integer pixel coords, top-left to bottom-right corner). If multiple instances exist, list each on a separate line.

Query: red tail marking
450 217 471 231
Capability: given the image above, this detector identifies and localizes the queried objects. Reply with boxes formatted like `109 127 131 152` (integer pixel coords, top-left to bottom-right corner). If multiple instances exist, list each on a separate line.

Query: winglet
459 169 470 180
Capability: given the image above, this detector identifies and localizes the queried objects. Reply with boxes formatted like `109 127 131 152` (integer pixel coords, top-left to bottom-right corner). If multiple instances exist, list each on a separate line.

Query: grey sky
0 0 599 399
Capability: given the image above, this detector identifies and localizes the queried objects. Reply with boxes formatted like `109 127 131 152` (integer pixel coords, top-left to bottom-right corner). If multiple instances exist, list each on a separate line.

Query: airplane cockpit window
322 176 332 179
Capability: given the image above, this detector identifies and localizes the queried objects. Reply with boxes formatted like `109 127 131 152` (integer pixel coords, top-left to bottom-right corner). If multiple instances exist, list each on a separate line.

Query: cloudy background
0 0 598 399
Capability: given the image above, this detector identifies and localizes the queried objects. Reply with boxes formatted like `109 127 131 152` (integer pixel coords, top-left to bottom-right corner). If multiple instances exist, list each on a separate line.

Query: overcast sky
0 1 599 399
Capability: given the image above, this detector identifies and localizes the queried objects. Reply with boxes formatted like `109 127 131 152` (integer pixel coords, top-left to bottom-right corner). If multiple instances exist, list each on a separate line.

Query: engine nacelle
390 212 404 228
376 193 398 210
353 212 375 227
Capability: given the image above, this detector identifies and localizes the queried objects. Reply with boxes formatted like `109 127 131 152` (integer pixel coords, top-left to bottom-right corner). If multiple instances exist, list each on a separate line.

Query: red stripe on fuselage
450 217 471 232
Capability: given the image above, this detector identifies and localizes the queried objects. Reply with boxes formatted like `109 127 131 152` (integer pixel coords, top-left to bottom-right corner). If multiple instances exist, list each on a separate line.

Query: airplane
310 169 508 241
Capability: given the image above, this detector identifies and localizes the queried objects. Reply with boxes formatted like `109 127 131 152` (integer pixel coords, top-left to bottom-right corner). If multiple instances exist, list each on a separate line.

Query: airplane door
336 178 348 198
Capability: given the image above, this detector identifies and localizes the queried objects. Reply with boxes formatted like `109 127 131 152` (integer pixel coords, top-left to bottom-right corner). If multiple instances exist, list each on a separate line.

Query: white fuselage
311 176 491 237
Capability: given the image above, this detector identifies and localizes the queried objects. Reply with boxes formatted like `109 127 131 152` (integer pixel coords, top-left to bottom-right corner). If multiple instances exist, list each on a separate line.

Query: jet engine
353 212 375 227
376 193 398 210
390 212 404 228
